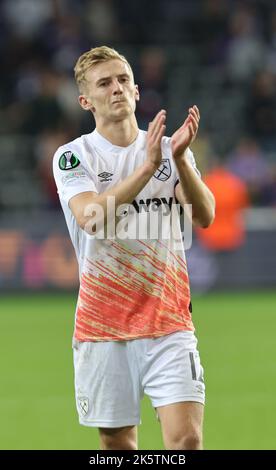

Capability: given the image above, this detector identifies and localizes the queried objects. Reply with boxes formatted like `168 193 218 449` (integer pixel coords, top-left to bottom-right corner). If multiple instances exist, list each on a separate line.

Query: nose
112 78 123 95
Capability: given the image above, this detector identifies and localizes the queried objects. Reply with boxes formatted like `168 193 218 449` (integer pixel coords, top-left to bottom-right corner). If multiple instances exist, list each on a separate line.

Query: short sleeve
53 148 98 205
185 147 201 178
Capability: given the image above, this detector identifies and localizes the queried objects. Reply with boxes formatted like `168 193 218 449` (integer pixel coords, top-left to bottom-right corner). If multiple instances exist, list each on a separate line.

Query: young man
53 46 215 450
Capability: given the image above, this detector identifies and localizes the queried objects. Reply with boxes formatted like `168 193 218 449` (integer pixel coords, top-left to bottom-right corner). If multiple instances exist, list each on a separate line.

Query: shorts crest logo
154 159 171 181
59 151 80 170
78 397 89 416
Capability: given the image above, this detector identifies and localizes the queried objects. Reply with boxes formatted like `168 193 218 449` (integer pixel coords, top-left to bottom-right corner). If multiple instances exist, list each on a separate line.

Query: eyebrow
95 73 130 86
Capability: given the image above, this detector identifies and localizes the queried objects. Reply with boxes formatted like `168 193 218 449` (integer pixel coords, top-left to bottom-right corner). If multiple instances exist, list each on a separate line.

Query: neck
96 116 139 147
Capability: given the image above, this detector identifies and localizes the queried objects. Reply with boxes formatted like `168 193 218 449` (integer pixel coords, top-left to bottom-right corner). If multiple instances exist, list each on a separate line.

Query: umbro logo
98 172 113 182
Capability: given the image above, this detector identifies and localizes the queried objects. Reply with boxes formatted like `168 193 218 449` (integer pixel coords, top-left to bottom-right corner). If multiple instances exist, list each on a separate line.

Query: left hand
171 105 200 160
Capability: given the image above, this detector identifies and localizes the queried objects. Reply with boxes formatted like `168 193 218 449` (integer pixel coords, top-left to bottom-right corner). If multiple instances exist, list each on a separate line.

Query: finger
151 113 166 141
151 109 166 127
156 123 166 142
178 116 190 132
177 115 195 137
188 123 195 140
147 110 165 133
148 112 163 133
189 107 199 121
189 121 197 140
194 105 200 118
153 124 166 147
189 107 199 124
193 105 200 120
188 114 198 133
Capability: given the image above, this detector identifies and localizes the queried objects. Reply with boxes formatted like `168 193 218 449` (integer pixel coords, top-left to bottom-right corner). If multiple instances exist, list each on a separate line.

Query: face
79 59 139 123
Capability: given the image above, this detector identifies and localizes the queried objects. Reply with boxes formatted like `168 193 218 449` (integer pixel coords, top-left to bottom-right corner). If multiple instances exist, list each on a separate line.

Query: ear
135 84 140 102
79 95 95 112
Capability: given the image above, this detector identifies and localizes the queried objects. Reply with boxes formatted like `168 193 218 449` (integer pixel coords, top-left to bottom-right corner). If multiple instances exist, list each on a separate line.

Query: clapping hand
171 105 200 160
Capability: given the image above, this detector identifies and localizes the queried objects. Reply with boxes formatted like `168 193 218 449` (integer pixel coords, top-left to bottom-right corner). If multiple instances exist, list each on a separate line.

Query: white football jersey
53 129 199 342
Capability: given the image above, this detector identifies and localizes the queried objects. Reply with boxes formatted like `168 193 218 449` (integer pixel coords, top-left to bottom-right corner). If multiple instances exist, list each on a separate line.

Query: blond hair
74 46 132 93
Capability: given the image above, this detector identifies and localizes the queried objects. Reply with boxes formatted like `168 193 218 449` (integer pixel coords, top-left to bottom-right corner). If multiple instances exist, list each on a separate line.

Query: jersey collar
91 129 142 154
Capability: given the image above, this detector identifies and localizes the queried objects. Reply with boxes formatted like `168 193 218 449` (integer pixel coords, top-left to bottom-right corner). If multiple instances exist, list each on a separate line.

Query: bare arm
69 110 166 233
172 106 215 228
174 163 215 228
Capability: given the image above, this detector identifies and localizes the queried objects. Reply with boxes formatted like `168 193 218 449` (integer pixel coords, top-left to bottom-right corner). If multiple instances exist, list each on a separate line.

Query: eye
99 82 107 87
119 77 128 83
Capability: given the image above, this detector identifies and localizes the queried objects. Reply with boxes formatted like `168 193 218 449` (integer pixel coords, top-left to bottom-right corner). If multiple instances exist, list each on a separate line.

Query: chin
112 109 132 121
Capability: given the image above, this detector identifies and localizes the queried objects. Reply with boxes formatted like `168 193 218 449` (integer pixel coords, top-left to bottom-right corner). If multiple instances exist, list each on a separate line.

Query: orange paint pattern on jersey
74 241 193 341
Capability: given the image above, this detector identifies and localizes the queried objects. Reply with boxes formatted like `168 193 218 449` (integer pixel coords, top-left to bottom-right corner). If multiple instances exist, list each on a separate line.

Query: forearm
81 161 156 232
77 110 166 234
175 154 215 228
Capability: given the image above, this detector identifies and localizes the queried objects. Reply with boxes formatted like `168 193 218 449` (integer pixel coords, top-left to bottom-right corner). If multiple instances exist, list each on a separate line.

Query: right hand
145 110 166 171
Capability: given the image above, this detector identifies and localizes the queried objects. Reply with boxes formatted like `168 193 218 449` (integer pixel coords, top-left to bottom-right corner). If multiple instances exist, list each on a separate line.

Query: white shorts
73 331 205 428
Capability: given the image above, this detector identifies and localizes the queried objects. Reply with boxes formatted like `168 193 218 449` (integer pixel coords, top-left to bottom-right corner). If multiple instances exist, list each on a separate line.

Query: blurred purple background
1 0 276 291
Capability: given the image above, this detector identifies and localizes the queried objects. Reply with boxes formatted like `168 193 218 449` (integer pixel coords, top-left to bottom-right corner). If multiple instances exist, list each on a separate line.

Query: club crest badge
153 159 171 181
78 397 89 416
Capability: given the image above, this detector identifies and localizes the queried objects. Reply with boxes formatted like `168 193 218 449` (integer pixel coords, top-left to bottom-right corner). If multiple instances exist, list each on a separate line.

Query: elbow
75 213 88 231
200 197 216 228
193 192 216 228
80 218 98 234
78 202 102 234
75 214 97 234
199 217 213 229
77 216 85 231
201 209 216 228
194 208 215 228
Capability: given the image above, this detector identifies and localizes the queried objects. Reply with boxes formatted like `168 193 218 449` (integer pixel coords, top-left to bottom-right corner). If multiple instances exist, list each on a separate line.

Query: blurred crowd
1 0 276 209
